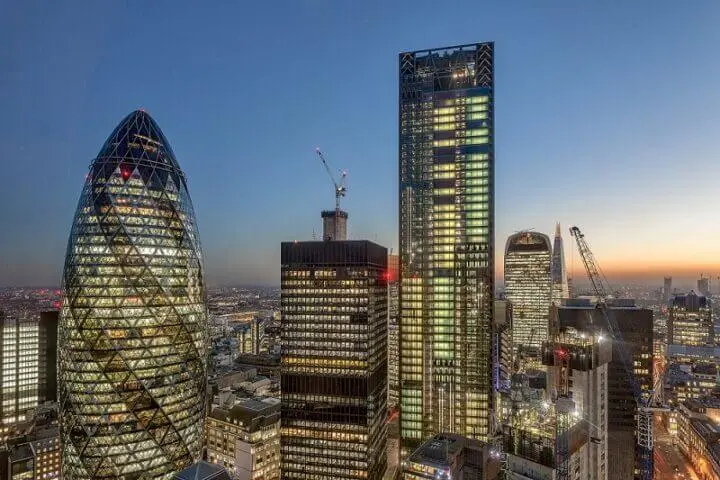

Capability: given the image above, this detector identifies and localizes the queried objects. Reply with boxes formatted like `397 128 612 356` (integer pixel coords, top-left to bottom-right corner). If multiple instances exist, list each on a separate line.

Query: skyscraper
0 311 39 438
38 310 59 404
504 231 552 351
697 274 710 297
664 276 673 302
668 291 713 347
59 110 209 479
558 299 654 479
280 213 388 479
550 223 570 303
399 42 495 451
387 254 400 409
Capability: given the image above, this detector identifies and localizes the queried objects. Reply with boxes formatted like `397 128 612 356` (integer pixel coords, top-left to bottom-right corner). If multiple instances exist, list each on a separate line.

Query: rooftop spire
555 222 562 237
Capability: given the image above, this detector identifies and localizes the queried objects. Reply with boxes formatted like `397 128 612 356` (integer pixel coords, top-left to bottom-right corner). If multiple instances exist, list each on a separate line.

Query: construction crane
315 148 347 211
569 226 664 480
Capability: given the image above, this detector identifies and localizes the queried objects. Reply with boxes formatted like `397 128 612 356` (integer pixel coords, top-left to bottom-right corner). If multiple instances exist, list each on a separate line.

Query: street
654 416 700 480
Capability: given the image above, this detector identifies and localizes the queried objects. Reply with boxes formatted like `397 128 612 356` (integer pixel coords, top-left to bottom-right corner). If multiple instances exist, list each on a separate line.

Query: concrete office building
206 399 280 479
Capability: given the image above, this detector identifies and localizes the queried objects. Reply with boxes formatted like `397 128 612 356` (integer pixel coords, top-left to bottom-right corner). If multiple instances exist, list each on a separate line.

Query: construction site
496 226 666 480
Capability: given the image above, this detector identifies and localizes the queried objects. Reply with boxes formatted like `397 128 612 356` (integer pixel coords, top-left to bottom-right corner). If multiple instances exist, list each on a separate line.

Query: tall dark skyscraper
280 213 388 479
38 310 59 404
59 110 209 479
550 223 569 303
399 42 494 450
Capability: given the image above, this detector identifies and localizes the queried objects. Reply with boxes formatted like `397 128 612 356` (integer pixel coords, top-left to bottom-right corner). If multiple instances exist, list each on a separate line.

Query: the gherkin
59 110 209 479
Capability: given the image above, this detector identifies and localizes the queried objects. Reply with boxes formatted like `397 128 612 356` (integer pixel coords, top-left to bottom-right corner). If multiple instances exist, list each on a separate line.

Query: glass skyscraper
504 231 552 351
59 110 208 479
398 42 494 450
550 223 569 304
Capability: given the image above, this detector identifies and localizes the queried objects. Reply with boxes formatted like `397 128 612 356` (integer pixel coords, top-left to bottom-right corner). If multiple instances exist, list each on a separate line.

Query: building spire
555 222 561 237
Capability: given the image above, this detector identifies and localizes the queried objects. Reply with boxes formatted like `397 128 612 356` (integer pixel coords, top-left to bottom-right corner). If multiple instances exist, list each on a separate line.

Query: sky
1 1 719 288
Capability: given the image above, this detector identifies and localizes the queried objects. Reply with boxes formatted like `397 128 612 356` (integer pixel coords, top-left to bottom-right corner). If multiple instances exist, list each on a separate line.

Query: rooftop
174 461 232 480
408 433 478 468
209 398 280 431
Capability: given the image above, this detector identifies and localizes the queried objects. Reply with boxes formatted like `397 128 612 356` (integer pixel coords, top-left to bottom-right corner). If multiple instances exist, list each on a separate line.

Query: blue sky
1 1 719 287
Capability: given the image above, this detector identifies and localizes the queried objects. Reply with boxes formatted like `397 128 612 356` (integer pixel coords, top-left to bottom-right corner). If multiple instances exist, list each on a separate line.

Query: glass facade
280 240 388 480
550 223 570 304
399 43 495 450
59 110 208 479
504 231 552 350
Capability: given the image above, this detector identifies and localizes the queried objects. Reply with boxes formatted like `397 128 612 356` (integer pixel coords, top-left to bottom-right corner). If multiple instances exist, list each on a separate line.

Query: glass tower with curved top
59 110 208 479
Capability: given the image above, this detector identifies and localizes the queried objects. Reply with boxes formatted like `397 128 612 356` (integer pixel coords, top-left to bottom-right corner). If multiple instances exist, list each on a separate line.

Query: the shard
59 110 208 479
550 222 570 303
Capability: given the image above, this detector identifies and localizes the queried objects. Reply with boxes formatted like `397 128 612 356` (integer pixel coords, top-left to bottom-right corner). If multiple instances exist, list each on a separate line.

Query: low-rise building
206 398 280 479
175 461 233 480
403 433 500 480
676 396 720 479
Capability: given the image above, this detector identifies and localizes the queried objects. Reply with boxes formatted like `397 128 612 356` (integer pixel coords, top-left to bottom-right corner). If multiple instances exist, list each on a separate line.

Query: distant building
676 396 720 479
399 42 495 448
557 299 654 480
664 276 673 302
403 433 500 480
504 231 552 352
550 223 570 303
698 275 711 297
669 291 714 347
664 362 718 408
174 461 233 480
0 312 39 438
206 399 280 479
280 235 388 479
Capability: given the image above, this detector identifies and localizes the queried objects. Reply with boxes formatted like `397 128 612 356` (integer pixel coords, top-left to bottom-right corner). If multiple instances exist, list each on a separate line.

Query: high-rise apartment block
669 291 714 347
550 223 570 303
280 233 388 479
206 399 280 479
504 231 552 351
59 110 209 478
399 42 495 450
1 312 39 437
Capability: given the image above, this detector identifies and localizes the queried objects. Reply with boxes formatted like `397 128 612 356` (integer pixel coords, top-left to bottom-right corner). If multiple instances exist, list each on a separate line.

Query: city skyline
2 2 720 287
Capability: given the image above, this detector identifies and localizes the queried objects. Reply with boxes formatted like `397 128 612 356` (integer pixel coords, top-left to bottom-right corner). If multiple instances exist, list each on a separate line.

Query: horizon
2 2 719 287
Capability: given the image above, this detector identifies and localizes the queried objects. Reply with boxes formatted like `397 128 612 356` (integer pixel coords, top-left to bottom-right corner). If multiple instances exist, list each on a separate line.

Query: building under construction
502 310 611 480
